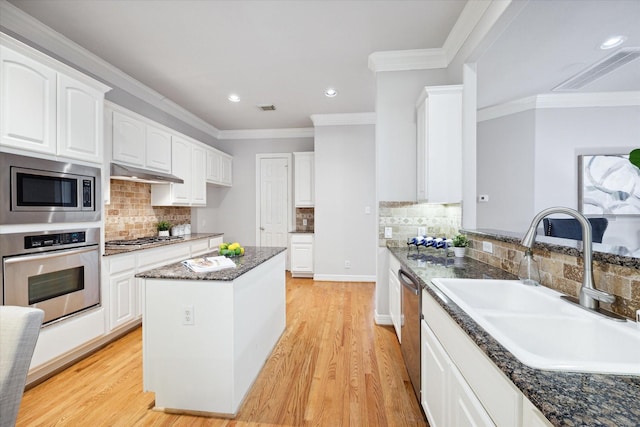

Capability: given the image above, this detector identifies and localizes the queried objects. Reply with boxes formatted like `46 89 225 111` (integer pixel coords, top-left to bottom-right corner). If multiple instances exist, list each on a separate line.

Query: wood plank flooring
16 275 427 426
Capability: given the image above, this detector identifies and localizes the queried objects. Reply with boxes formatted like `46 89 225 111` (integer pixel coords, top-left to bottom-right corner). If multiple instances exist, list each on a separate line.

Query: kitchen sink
429 278 640 375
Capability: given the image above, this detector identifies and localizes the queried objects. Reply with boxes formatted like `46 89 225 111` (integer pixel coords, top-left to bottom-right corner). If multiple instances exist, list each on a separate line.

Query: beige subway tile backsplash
104 180 191 241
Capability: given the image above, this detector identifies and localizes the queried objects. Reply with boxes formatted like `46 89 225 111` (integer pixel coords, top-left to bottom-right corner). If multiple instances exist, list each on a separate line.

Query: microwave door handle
3 246 98 265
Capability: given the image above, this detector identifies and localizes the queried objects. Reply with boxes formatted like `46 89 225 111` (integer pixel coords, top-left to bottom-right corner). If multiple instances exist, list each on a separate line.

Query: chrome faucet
521 207 615 312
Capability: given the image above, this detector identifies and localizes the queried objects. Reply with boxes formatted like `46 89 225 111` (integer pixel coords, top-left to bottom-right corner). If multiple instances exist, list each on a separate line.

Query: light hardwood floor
17 275 427 426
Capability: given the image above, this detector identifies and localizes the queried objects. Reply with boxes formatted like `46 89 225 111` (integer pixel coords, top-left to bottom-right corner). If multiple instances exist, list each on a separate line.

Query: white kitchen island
137 247 286 417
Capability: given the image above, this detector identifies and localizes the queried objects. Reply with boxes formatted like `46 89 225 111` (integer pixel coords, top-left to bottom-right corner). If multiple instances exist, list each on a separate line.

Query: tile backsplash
379 201 462 247
105 180 191 241
295 207 314 232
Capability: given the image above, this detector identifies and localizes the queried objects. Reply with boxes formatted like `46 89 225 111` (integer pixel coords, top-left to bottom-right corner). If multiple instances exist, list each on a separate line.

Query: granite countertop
104 232 224 256
290 230 314 234
136 246 286 281
388 246 640 426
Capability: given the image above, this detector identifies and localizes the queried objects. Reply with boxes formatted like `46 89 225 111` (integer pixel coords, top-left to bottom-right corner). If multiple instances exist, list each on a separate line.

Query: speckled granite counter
136 246 286 281
388 246 640 426
104 232 224 256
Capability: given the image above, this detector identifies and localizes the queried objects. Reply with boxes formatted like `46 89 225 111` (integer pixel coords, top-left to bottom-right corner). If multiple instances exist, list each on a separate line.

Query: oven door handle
398 268 420 295
3 245 98 264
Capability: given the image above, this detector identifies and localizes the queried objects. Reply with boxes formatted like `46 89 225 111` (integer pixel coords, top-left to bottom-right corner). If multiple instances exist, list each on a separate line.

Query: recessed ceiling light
228 94 240 102
600 35 626 50
324 88 337 98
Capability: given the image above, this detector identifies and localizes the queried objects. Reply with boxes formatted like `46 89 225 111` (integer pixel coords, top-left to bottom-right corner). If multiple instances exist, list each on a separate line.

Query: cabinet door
112 110 145 166
206 149 221 183
291 242 313 272
416 86 462 203
57 73 103 163
421 320 448 427
145 124 172 172
191 144 207 205
294 152 314 207
0 45 56 154
449 364 496 427
110 273 137 330
220 154 233 186
170 136 191 203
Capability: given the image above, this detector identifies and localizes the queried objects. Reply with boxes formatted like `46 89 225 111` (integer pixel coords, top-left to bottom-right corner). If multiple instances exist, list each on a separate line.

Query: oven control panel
24 232 86 249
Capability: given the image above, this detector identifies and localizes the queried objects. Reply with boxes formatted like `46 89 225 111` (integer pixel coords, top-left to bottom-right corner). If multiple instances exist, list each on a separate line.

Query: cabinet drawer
423 290 522 427
138 244 190 271
190 239 210 256
108 254 136 274
290 233 313 244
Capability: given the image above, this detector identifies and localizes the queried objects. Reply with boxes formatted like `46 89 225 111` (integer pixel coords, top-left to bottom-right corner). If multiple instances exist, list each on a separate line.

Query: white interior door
258 157 289 247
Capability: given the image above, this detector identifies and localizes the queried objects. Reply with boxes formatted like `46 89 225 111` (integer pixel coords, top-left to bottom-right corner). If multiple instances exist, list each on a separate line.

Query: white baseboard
312 274 376 282
374 311 392 325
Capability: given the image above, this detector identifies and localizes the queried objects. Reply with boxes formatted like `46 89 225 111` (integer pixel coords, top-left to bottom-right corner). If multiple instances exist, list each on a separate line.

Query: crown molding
310 113 376 127
368 0 493 73
218 128 314 140
368 49 447 73
0 0 220 139
442 0 493 64
477 91 640 122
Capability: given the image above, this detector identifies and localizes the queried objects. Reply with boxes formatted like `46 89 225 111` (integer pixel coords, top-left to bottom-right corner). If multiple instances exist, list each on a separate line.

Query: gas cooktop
105 235 184 249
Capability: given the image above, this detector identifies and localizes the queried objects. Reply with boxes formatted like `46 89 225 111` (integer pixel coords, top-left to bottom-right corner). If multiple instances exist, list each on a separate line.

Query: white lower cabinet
103 237 222 332
421 287 552 427
290 233 313 277
388 253 402 342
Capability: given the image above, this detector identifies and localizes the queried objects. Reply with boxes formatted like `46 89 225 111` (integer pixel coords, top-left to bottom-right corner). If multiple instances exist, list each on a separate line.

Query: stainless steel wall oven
0 152 101 224
1 228 101 326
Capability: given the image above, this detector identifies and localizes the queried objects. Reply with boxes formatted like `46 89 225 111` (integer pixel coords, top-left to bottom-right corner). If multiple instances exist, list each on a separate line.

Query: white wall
476 109 536 232
192 138 313 244
476 105 640 249
314 124 377 281
375 69 451 202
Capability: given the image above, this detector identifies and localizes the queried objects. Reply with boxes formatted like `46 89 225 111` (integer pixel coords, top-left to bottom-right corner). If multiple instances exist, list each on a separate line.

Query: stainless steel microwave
0 152 101 224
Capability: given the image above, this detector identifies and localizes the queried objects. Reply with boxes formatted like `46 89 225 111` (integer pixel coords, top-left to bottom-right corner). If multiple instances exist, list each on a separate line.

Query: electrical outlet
384 227 392 238
303 219 308 226
636 309 640 323
364 206 371 214
482 241 493 253
183 305 194 325
417 227 426 236
345 260 351 269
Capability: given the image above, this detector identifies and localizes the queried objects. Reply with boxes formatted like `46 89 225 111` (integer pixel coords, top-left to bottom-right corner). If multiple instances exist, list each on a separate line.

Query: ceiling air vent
258 104 276 111
553 47 640 91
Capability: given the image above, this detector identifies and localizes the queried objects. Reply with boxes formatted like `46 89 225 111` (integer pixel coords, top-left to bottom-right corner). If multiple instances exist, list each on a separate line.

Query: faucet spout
520 206 613 311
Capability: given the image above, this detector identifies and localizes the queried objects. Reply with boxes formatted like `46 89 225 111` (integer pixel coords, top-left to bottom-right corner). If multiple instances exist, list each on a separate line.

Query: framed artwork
578 154 640 215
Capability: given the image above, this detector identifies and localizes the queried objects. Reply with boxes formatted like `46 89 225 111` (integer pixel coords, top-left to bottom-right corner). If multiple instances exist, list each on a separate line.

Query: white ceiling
7 0 467 131
477 0 640 109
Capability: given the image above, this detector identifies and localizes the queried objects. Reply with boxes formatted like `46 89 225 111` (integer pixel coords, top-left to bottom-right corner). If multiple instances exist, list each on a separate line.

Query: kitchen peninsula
136 246 287 417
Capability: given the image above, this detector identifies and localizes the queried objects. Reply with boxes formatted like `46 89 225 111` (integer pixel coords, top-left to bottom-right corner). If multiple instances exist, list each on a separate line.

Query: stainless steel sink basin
430 278 640 375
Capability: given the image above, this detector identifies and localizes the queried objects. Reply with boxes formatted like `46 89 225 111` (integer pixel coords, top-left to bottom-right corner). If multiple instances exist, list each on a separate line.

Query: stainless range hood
110 163 184 184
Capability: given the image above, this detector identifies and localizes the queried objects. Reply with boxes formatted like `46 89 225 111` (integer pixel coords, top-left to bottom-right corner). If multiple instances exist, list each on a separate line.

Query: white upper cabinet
111 106 172 173
416 85 462 204
0 36 109 163
0 45 56 154
57 74 104 163
206 147 232 187
151 136 206 206
112 110 145 167
294 152 314 207
144 124 172 173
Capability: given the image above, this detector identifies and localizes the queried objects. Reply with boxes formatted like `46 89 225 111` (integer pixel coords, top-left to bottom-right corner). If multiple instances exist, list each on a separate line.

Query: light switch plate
417 227 426 236
482 241 493 253
384 227 393 238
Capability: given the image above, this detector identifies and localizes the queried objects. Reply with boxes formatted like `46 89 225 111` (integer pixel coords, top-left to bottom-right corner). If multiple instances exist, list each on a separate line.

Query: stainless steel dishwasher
398 267 422 402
